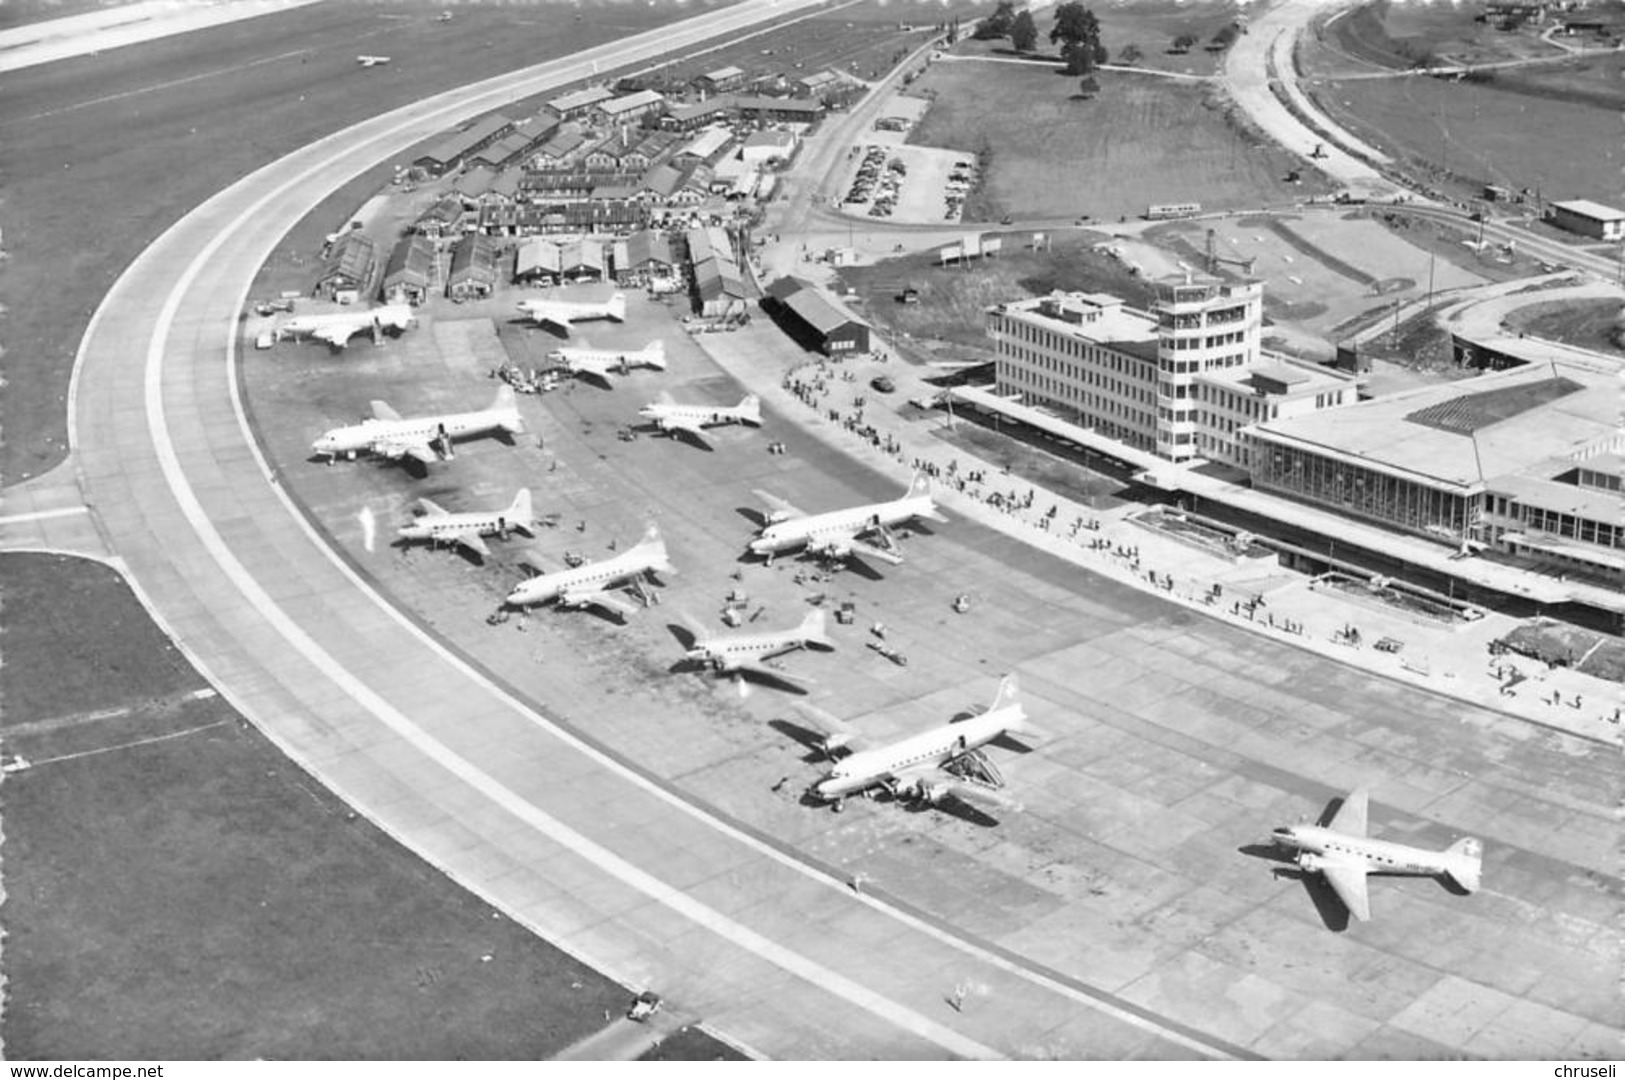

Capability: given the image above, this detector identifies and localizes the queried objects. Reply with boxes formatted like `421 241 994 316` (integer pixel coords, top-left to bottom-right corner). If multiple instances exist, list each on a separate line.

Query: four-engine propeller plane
548 340 665 385
1269 788 1483 922
505 525 674 618
749 472 946 567
312 385 523 466
517 292 627 333
679 608 833 687
280 303 414 348
792 674 1029 814
397 488 534 559
640 392 761 445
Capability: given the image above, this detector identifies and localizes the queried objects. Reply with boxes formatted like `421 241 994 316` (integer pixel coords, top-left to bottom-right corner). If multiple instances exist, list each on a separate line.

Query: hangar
764 277 870 355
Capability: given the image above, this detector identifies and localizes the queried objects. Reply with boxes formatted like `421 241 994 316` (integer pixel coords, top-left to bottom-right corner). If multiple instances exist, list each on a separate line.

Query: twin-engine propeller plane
312 385 523 466
639 392 761 446
547 340 665 385
397 488 534 559
505 525 674 618
280 303 414 348
1268 787 1483 922
517 292 627 333
791 674 1029 815
748 471 946 567
678 608 833 688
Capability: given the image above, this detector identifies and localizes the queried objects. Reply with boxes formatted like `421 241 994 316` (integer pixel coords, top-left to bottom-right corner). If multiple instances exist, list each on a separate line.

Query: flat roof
1256 361 1622 489
601 89 664 115
549 86 614 111
1551 198 1625 222
996 292 1159 350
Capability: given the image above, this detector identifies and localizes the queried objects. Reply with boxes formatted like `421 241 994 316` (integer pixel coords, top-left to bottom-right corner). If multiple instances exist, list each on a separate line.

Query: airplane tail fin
490 384 524 433
1442 837 1483 893
644 341 667 370
905 470 931 500
607 293 628 321
988 673 1029 730
738 393 762 425
634 525 676 574
509 488 533 525
799 608 834 648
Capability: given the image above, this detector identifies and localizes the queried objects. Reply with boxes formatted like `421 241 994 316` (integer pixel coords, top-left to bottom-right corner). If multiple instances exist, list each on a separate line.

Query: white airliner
312 385 524 466
517 292 627 333
357 55 392 67
681 608 833 686
640 392 760 445
506 525 674 617
280 303 414 348
794 674 1028 813
748 472 946 566
548 340 665 385
398 488 534 559
1270 788 1483 922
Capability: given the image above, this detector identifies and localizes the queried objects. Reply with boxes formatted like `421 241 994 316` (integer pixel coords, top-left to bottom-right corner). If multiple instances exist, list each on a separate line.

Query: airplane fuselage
644 405 750 429
815 708 1017 802
1271 825 1455 878
398 512 511 546
751 495 936 557
315 408 517 459
691 633 806 669
506 551 658 607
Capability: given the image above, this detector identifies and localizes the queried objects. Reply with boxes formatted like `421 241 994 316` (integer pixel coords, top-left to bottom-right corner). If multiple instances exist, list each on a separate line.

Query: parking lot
835 142 979 225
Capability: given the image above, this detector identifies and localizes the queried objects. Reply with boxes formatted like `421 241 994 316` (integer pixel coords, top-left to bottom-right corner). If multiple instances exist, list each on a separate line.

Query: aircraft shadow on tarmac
1237 842 1352 932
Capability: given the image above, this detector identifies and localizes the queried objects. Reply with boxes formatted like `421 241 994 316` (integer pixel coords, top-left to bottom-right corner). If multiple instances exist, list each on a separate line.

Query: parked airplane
748 472 946 566
280 303 414 348
1270 788 1483 922
505 525 673 617
681 608 832 686
357 55 392 67
516 292 627 333
398 488 534 559
548 340 665 384
793 674 1028 813
312 385 523 466
640 392 760 445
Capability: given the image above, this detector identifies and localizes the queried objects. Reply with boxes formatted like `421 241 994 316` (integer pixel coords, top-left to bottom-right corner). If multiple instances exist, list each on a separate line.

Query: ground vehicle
871 375 896 393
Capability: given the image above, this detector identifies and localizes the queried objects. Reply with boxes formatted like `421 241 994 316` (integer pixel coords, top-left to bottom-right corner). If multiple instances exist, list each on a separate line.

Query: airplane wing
845 536 904 566
730 659 810 686
1327 788 1369 837
313 324 352 347
893 765 1022 813
559 586 638 617
790 701 870 753
529 308 571 332
661 417 711 445
751 489 804 523
569 355 614 383
369 400 402 422
416 497 449 517
1318 855 1372 922
451 531 492 559
374 439 437 466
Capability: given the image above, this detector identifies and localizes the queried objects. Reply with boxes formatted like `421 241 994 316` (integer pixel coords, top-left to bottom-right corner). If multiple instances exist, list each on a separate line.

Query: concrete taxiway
51 0 1624 1060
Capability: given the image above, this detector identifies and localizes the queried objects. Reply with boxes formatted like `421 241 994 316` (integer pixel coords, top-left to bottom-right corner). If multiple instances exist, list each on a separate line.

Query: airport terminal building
1250 362 1625 585
987 274 1356 466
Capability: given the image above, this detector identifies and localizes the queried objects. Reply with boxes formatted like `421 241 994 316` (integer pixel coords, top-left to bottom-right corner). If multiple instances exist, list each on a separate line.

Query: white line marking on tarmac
0 505 90 525
126 4 1235 1058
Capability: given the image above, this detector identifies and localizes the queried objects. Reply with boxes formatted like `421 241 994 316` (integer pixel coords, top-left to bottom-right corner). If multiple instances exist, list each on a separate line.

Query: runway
64 0 1623 1059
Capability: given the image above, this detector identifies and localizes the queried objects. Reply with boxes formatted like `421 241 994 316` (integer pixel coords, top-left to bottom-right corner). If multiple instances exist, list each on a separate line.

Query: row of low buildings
985 272 1625 596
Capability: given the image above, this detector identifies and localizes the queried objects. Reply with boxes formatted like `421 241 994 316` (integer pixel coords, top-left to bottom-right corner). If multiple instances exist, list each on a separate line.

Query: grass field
835 231 1157 355
0 552 648 1059
1307 70 1625 205
1306 0 1568 75
953 0 1248 76
904 57 1329 223
1505 297 1625 355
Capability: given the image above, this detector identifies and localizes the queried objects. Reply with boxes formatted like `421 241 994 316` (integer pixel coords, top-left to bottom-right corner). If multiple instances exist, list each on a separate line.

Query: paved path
0 0 323 73
54 0 1246 1060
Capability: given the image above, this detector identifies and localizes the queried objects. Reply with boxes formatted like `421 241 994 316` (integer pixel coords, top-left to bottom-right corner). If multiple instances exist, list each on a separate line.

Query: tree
973 0 1016 40
1050 2 1104 74
1170 32 1197 53
1209 23 1239 51
1077 75 1099 99
1119 43 1143 65
1010 10 1038 52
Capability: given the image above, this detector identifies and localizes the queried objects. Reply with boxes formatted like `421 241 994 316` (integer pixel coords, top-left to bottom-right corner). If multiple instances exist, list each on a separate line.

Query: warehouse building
763 278 870 354
413 114 516 176
694 65 745 94
447 233 500 299
380 234 436 305
316 230 377 299
1546 198 1625 241
597 89 666 125
548 86 614 118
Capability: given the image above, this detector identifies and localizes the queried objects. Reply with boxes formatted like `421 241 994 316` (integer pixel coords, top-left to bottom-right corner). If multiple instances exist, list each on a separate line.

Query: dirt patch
1499 618 1625 684
1505 297 1625 356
